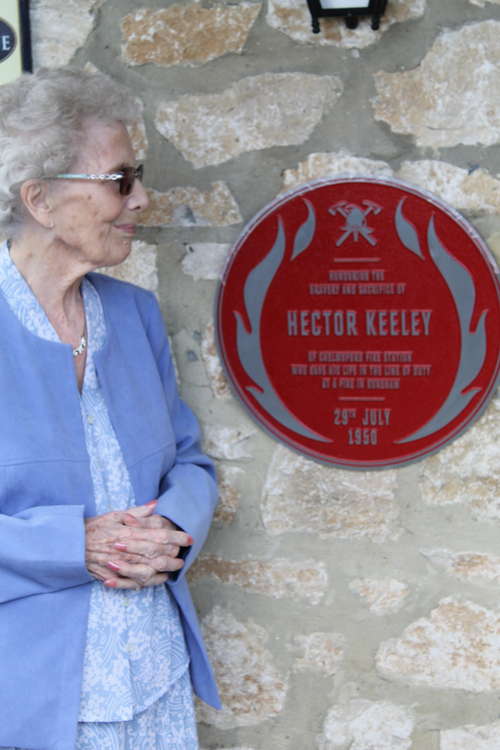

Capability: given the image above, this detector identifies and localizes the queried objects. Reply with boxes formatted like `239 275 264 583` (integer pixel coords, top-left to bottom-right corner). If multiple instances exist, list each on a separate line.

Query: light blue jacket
0 273 220 750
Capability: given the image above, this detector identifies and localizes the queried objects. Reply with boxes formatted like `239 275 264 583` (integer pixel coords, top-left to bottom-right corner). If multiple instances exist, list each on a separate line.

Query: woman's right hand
84 500 190 589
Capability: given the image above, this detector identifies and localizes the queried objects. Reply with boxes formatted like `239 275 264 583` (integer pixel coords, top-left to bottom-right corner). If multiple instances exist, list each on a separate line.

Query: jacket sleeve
0 504 93 604
144 293 218 583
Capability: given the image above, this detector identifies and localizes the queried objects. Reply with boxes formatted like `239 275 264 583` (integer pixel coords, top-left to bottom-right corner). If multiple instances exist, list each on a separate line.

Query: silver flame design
234 201 331 443
395 198 424 260
395 199 487 443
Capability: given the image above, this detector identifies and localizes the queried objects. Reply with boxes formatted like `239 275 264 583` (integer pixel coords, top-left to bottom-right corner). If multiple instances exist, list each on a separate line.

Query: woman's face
48 117 149 269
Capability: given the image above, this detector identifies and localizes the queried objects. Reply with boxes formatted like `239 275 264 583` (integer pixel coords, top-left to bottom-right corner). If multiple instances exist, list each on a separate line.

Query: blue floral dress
0 242 198 750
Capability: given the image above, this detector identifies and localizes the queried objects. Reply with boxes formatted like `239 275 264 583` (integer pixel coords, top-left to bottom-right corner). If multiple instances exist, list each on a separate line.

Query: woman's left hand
111 511 189 572
86 501 193 589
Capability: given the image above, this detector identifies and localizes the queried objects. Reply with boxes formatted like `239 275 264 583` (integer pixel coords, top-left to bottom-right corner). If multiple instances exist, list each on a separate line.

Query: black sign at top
0 1 32 85
0 19 17 63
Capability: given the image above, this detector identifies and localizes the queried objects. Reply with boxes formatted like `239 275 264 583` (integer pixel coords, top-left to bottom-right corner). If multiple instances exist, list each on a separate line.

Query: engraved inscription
285 260 438 448
287 308 432 337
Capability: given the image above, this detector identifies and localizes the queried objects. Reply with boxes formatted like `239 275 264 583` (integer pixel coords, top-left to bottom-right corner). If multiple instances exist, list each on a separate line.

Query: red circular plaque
216 178 500 468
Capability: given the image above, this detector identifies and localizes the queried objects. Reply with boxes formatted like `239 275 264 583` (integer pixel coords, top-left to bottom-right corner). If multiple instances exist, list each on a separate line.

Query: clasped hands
85 500 193 590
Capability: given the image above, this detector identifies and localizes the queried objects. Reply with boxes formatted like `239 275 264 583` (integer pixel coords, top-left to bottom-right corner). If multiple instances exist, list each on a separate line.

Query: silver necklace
72 332 87 357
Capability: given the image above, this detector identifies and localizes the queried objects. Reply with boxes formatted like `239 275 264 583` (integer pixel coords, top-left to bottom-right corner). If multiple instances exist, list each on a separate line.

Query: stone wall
31 1 500 748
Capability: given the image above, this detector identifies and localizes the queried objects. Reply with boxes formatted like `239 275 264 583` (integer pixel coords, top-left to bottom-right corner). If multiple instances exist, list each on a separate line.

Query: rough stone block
319 699 415 750
281 151 394 192
377 597 500 692
138 184 241 227
190 556 328 604
261 446 400 542
31 0 104 67
374 21 500 148
290 632 345 675
204 424 256 460
397 160 500 215
441 720 500 749
421 548 500 586
282 152 500 218
121 3 260 67
198 606 287 728
349 578 410 615
418 398 500 520
155 73 343 168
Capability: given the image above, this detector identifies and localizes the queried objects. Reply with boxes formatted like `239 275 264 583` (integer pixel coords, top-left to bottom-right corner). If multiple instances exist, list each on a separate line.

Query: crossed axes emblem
328 200 383 246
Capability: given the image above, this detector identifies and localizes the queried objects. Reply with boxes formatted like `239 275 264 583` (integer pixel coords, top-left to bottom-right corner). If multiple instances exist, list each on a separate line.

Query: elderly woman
0 68 219 750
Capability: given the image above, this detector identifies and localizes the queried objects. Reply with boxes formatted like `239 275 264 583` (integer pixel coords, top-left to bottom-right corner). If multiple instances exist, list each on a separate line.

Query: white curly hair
0 67 140 236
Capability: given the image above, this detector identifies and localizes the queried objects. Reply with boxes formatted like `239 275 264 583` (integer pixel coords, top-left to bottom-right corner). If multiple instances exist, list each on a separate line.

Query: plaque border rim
215 175 500 471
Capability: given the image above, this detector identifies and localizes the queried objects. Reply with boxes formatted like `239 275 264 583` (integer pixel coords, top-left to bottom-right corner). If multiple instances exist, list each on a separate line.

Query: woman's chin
99 240 134 269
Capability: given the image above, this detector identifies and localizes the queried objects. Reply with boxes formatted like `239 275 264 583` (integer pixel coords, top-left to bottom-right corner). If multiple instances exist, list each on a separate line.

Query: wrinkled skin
85 501 193 589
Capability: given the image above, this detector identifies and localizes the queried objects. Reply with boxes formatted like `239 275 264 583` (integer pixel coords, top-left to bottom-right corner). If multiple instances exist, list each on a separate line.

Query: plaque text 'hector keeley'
216 179 500 469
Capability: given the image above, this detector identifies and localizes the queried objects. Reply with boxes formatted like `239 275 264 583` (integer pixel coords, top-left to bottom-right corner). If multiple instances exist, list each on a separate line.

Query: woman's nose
128 178 149 212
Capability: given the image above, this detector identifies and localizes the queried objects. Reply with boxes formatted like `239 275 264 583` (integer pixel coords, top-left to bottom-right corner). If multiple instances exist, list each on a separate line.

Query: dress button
87 415 95 425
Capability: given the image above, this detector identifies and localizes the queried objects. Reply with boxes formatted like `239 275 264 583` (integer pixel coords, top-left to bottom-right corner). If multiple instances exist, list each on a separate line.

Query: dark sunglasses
51 164 144 196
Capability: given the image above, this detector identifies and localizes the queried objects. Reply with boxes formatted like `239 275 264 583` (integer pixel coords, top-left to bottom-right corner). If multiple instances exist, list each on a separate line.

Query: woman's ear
19 179 54 229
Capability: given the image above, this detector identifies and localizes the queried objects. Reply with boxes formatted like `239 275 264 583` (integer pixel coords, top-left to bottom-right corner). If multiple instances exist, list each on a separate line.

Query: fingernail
107 561 121 571
187 535 194 546
124 514 139 524
114 543 128 551
146 499 158 506
104 579 117 587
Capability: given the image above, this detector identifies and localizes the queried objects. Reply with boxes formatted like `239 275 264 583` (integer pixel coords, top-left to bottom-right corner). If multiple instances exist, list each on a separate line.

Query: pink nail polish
187 536 194 546
146 499 158 506
104 579 117 587
107 561 121 571
114 543 127 551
